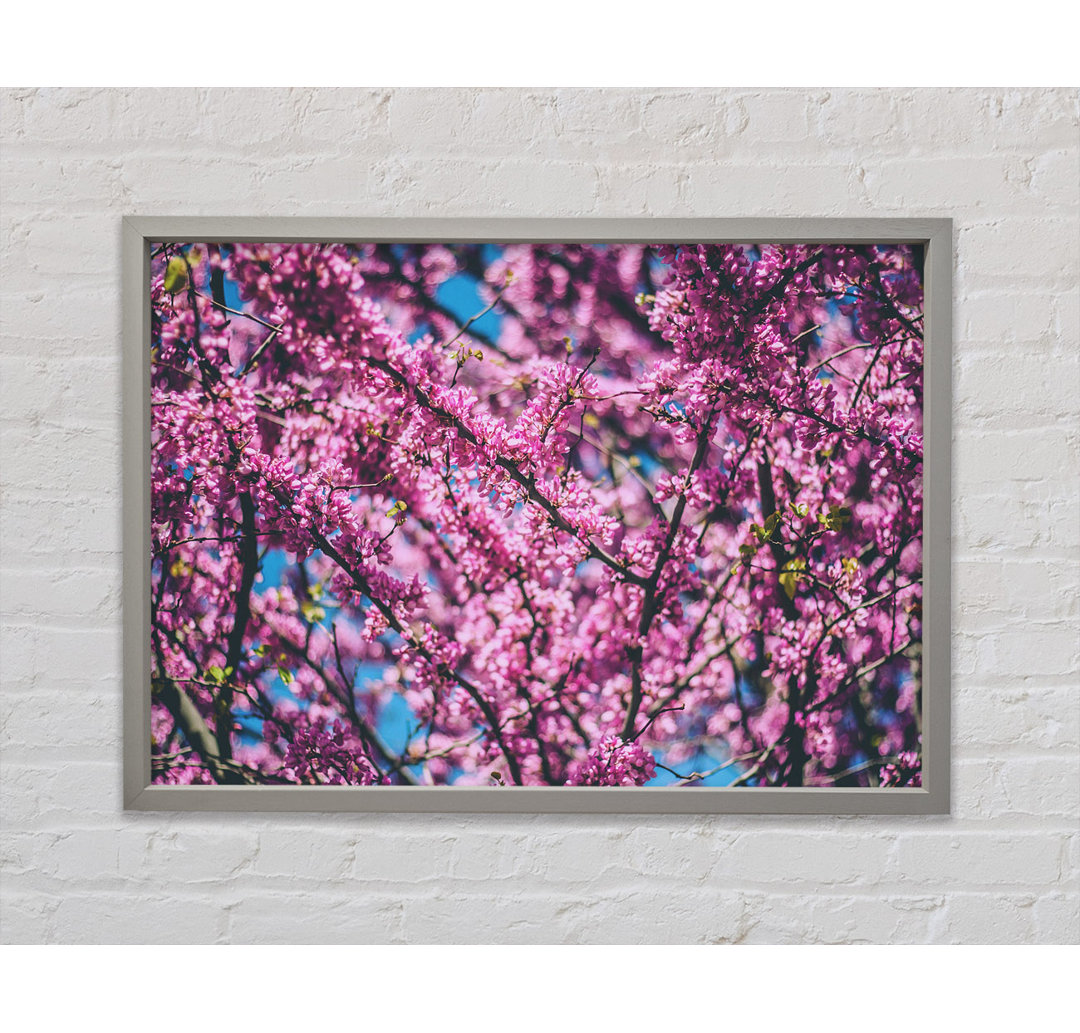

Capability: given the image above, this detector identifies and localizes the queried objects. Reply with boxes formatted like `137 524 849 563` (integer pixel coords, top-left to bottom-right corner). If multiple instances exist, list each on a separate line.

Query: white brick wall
1 87 1077 944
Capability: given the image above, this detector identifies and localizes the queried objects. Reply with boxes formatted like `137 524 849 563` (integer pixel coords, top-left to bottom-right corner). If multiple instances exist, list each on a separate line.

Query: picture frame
123 216 951 814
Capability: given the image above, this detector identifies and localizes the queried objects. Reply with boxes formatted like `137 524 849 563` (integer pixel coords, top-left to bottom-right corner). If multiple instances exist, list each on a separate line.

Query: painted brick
1 86 1077 945
889 833 1066 887
227 891 404 944
954 683 1080 751
939 892 1038 943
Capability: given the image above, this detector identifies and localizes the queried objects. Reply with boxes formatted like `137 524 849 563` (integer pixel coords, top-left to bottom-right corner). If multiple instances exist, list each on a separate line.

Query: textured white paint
1 87 1077 944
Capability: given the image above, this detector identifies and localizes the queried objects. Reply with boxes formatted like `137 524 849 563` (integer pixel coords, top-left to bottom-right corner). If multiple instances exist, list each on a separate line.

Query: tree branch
217 492 258 759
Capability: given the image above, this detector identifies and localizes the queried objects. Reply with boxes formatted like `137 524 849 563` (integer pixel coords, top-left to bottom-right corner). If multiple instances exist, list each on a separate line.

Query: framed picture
123 218 951 813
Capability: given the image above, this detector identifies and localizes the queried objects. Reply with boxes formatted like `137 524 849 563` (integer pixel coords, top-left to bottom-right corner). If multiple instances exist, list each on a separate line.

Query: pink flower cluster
280 714 380 786
566 735 657 786
149 240 923 788
880 751 923 788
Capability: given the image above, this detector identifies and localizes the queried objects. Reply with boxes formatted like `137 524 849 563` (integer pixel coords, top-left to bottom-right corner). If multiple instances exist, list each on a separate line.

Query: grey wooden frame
123 217 951 814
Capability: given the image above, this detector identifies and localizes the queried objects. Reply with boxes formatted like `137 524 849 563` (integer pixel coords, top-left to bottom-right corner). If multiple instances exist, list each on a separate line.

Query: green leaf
278 667 294 686
208 665 225 684
163 256 189 295
738 544 756 564
825 503 851 529
300 600 326 624
763 512 781 538
778 558 807 600
822 504 852 531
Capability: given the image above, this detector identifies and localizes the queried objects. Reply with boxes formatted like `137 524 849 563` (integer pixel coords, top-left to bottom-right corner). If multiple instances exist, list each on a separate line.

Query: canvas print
149 241 924 788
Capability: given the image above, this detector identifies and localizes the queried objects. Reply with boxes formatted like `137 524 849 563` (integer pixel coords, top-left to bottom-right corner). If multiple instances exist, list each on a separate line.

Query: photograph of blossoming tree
149 240 923 789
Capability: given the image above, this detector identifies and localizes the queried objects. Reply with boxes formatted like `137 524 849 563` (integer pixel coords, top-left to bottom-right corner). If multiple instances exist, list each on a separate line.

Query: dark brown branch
756 454 808 785
299 519 526 786
217 492 258 759
153 674 249 785
365 356 647 587
621 410 715 739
